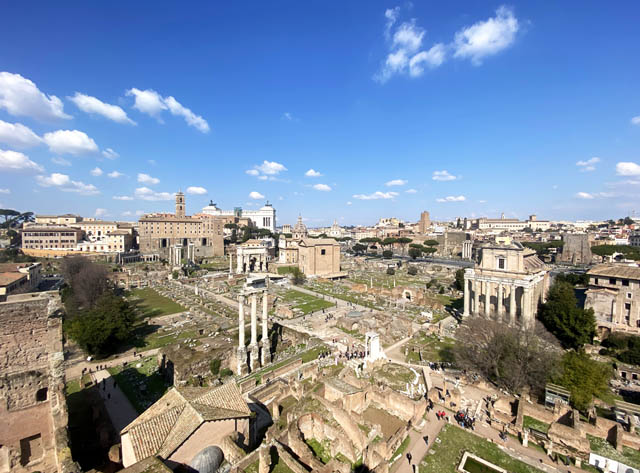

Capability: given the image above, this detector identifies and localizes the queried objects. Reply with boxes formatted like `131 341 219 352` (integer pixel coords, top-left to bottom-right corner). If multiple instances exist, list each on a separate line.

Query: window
629 293 633 299
623 279 630 286
321 249 326 255
610 278 617 285
19 434 42 466
498 258 505 269
36 387 48 402
594 277 599 285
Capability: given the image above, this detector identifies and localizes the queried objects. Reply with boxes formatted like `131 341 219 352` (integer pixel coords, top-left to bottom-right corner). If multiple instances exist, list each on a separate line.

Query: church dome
189 445 224 473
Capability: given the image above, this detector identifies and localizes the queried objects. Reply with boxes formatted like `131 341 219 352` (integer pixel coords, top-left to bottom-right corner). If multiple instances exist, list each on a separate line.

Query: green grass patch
107 356 168 413
419 425 545 473
588 434 640 469
391 436 410 462
129 288 186 318
277 266 298 275
523 415 550 434
306 438 332 464
281 289 334 314
406 333 455 363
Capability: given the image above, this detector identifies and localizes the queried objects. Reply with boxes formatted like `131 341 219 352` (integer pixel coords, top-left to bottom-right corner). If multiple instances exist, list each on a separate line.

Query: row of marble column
237 291 269 375
236 251 268 274
463 279 535 328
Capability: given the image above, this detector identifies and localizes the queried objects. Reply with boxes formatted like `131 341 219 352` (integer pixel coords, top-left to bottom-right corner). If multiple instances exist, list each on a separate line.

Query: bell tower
175 191 185 218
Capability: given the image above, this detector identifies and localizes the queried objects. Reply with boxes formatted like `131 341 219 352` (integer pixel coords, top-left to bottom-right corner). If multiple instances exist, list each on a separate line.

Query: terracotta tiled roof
121 383 250 464
0 272 27 286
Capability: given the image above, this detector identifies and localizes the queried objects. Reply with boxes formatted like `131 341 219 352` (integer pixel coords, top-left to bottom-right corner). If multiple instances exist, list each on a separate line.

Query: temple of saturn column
236 289 270 375
463 239 549 330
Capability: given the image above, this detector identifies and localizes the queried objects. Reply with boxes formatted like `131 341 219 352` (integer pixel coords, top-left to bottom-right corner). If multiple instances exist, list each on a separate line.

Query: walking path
91 369 138 433
66 347 160 380
392 414 446 473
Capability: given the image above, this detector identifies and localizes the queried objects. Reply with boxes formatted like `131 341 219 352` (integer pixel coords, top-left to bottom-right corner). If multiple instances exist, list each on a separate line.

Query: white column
463 277 470 317
250 293 258 345
509 285 516 323
262 292 268 342
485 281 492 317
238 296 245 348
523 287 532 329
497 283 504 317
473 280 480 315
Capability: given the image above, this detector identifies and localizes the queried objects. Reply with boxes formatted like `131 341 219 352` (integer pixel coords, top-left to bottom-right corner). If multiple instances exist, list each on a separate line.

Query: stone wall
0 292 77 473
558 234 592 265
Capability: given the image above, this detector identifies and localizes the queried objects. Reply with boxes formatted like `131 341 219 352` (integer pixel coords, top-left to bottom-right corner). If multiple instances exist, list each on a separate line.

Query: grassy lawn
371 363 423 393
129 288 186 318
523 415 550 434
588 434 640 469
107 356 168 413
419 425 545 473
406 333 455 363
281 289 334 314
134 326 200 350
305 281 379 309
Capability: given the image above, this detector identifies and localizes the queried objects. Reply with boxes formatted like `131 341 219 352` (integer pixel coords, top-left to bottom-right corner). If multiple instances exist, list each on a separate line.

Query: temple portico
463 238 549 330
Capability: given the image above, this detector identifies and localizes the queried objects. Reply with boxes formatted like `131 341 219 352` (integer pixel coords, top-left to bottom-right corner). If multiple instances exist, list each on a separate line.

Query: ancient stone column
509 285 516 324
237 295 247 376
485 281 492 317
463 276 470 317
473 280 480 315
523 287 532 330
249 293 259 371
497 283 504 318
260 291 269 366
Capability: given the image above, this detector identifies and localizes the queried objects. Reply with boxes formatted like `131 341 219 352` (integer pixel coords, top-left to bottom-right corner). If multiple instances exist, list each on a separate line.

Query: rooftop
588 263 640 280
0 272 27 286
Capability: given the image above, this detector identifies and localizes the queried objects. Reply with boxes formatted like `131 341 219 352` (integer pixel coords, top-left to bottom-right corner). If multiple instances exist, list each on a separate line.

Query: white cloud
0 188 10 194
256 160 287 175
574 191 613 200
102 148 119 159
164 96 210 133
576 157 600 172
0 72 71 121
384 7 400 38
68 92 136 125
346 201 352 205
137 173 160 185
126 88 167 118
147 159 156 165
134 187 173 201
0 120 43 148
36 172 99 195
616 162 640 176
94 208 108 217
436 195 466 202
405 188 417 194
432 170 458 181
409 44 446 76
353 191 399 200
249 191 265 200
282 112 299 121
453 6 519 65
305 169 323 177
313 184 332 192
43 129 98 156
113 195 133 201
0 149 44 172
246 169 259 176
51 157 71 166
122 210 145 217
187 186 207 195
631 116 640 126
385 179 407 186
90 167 103 176
126 88 209 132
107 171 124 178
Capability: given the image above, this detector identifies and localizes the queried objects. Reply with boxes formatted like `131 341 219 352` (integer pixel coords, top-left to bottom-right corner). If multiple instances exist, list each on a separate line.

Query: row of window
23 232 78 237
593 277 633 286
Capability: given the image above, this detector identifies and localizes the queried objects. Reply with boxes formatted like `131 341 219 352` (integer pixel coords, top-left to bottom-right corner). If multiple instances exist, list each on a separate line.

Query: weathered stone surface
189 445 224 473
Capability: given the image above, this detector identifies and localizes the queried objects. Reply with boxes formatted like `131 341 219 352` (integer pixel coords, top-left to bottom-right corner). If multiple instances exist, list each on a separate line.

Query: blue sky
0 1 639 227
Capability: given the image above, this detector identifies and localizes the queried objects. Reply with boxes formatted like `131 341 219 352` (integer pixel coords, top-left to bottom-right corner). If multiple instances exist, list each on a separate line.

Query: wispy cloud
43 129 98 156
405 188 417 194
436 195 465 202
126 88 209 133
305 169 323 177
313 183 332 191
631 116 640 126
247 161 287 180
0 72 71 121
432 170 458 181
36 172 99 195
0 120 43 148
353 191 398 200
69 92 136 125
90 167 103 176
249 191 265 200
186 186 207 195
385 179 407 186
137 173 160 185
0 149 43 172
576 157 600 172
134 187 173 201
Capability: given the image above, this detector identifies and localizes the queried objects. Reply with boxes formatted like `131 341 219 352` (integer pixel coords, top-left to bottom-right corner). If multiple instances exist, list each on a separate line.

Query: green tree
408 247 421 260
553 351 612 411
386 267 395 275
454 268 465 290
210 358 221 376
422 247 437 256
352 244 367 255
424 239 439 248
407 266 418 276
382 250 393 258
291 267 306 285
0 209 19 227
538 281 596 349
396 237 413 255
65 293 136 356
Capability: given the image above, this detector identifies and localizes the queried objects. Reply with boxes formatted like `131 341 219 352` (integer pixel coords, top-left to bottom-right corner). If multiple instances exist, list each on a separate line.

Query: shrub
407 266 418 276
210 358 221 376
382 250 393 259
386 267 395 275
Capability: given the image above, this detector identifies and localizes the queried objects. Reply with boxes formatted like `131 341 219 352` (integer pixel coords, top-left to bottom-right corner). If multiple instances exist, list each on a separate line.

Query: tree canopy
454 268 465 290
538 280 596 349
552 350 612 411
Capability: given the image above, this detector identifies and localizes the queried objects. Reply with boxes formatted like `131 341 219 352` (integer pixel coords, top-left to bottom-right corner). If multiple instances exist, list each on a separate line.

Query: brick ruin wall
558 234 592 265
0 293 77 473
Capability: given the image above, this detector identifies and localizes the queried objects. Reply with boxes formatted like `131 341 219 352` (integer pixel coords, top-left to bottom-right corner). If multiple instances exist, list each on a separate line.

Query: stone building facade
236 239 275 273
138 191 224 260
201 201 276 232
21 226 84 251
463 239 549 329
418 211 431 234
0 292 75 473
585 264 640 335
558 233 592 265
